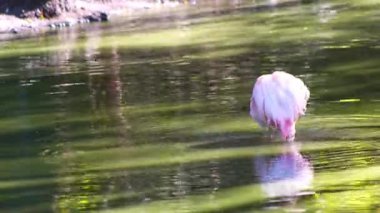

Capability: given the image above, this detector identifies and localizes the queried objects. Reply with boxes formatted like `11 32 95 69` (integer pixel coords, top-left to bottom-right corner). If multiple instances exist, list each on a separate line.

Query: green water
0 0 380 212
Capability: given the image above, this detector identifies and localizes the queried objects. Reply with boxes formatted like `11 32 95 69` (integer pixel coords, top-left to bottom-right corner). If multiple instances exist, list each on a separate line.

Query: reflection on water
254 143 314 206
0 0 380 212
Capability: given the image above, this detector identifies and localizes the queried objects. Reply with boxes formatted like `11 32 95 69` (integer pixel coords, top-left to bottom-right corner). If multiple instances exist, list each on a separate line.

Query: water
0 0 380 212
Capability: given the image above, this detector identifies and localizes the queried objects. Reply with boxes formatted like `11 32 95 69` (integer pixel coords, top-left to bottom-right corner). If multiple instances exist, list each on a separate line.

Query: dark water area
0 0 379 212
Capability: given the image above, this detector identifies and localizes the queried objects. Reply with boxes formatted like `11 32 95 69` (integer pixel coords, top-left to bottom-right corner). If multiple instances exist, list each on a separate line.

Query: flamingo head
280 119 296 142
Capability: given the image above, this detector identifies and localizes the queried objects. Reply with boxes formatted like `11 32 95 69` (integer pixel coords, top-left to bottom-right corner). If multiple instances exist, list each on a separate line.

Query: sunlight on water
0 0 379 212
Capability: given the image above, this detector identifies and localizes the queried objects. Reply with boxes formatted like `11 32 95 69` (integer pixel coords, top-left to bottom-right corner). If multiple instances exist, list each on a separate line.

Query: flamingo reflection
254 143 314 204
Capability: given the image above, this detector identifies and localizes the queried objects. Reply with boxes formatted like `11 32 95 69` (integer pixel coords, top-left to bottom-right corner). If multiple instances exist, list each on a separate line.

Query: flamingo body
250 71 309 141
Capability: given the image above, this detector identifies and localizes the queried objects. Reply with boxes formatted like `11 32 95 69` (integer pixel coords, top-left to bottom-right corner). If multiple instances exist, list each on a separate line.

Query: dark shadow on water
0 186 54 213
316 179 380 194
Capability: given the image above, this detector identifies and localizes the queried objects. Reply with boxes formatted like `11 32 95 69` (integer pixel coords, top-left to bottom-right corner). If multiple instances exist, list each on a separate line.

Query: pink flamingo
250 71 310 142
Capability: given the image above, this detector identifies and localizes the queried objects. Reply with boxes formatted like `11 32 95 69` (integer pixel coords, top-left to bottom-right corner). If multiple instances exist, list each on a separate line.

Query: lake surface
0 0 379 212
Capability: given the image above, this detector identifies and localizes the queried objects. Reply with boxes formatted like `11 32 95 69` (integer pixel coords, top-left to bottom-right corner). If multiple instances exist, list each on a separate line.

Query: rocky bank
0 0 180 39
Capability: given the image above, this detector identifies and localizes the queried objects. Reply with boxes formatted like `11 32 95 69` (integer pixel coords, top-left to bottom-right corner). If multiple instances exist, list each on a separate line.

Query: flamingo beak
284 134 295 142
281 121 296 142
